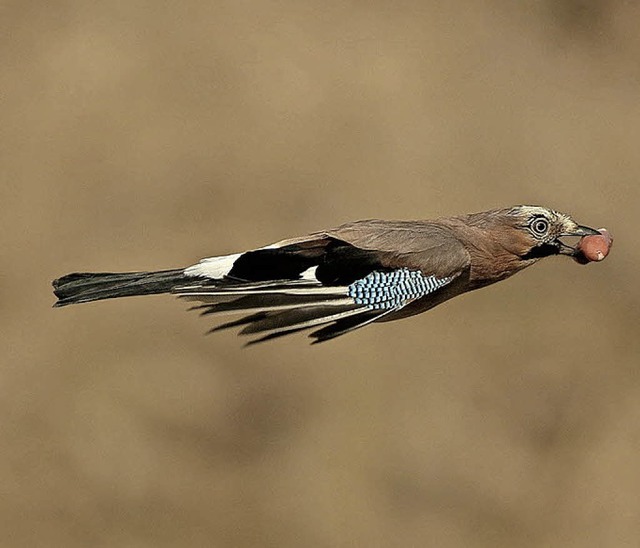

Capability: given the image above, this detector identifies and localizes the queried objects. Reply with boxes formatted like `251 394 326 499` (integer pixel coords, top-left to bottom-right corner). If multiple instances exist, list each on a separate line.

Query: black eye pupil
533 219 548 233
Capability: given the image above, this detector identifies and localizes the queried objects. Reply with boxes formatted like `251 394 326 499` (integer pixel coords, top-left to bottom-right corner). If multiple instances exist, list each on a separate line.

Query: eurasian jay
52 205 611 344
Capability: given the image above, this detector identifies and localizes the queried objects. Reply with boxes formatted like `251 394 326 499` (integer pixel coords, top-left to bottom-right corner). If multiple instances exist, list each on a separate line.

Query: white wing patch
183 237 318 280
300 266 318 281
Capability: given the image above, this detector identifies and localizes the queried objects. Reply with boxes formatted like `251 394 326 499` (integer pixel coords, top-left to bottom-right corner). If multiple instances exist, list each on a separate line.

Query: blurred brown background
2 1 639 546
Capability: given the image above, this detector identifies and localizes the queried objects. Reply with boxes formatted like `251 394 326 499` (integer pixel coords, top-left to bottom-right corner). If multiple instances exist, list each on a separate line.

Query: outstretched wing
177 222 470 344
179 268 456 344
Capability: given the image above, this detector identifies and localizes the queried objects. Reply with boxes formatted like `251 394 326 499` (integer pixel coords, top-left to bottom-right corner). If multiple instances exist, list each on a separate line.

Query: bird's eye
530 217 549 236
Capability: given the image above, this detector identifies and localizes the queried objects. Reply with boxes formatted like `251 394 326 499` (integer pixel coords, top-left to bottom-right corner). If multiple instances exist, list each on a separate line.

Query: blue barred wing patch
347 269 453 310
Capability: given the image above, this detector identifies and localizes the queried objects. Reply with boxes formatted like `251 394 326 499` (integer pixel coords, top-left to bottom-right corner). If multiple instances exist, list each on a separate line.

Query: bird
52 205 605 345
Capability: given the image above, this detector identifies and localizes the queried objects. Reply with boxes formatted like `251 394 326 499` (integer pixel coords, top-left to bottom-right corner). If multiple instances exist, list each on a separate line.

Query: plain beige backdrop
2 1 639 546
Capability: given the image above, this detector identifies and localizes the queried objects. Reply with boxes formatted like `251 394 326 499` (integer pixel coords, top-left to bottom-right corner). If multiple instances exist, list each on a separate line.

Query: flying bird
52 206 611 344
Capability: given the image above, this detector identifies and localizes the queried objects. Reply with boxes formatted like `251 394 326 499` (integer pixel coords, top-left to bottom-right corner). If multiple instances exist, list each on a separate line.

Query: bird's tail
52 269 187 307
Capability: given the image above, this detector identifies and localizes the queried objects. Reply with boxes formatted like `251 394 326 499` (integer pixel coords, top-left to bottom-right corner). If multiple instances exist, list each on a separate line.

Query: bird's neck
455 224 536 287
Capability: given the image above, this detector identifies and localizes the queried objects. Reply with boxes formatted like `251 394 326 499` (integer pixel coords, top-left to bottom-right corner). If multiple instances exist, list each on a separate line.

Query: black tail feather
52 269 187 307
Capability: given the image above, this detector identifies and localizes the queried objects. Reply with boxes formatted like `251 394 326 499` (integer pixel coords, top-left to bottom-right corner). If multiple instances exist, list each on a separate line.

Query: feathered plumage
52 205 602 344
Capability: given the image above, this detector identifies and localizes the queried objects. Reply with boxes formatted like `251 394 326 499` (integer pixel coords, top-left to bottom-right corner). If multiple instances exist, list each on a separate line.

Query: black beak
556 224 600 255
561 224 600 237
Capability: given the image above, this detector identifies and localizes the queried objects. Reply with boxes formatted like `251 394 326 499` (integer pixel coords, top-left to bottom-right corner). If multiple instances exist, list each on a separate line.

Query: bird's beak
556 223 600 255
561 224 601 237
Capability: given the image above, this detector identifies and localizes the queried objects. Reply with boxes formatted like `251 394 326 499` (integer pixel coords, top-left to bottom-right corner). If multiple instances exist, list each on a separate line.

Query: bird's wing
324 219 471 277
177 221 470 344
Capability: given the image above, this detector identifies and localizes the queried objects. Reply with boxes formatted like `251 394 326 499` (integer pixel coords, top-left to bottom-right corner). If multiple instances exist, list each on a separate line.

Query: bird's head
494 205 600 261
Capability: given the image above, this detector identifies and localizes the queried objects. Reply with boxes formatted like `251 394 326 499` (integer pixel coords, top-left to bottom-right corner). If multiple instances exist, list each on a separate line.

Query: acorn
574 228 613 264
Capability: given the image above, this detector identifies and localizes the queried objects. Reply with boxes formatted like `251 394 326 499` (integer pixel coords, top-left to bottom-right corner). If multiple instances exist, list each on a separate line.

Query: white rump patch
184 253 242 279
